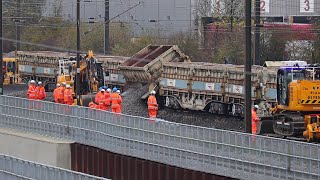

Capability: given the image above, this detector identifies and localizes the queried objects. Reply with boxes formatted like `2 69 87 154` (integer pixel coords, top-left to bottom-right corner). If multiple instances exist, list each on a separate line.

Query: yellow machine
56 50 104 106
3 58 21 85
269 66 320 142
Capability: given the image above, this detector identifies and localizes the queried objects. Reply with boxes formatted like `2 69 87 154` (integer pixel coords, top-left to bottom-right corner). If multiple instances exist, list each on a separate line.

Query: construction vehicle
3 57 21 85
56 50 104 106
261 65 320 142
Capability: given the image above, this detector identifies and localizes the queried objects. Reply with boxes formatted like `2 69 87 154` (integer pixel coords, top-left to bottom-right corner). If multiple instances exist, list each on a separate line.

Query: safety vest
36 86 46 100
98 93 106 105
104 92 111 106
27 85 38 100
89 102 98 109
57 87 65 101
64 89 73 105
110 92 122 109
148 95 158 110
252 109 259 134
95 91 103 104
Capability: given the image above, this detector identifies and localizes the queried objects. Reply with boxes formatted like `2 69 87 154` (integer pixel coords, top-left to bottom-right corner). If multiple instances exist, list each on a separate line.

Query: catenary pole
245 0 252 133
104 0 110 54
76 0 81 105
254 0 261 65
0 0 3 95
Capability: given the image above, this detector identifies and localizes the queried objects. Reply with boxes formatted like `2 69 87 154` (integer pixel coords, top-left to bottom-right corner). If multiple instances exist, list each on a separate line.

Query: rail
0 153 109 180
0 95 319 180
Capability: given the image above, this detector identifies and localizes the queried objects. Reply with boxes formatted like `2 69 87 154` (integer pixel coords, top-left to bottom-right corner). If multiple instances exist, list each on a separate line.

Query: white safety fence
0 153 109 180
0 95 319 180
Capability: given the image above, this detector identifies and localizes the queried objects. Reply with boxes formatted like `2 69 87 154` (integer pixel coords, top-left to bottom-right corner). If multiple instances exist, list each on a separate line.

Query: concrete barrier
0 128 73 169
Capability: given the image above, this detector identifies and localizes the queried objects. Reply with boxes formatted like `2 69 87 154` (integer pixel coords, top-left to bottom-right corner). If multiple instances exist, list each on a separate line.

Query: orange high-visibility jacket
110 92 122 109
147 95 158 110
104 92 111 106
27 85 38 100
89 102 98 109
95 91 103 104
64 89 73 105
57 87 65 101
53 87 59 102
251 109 259 134
36 86 46 100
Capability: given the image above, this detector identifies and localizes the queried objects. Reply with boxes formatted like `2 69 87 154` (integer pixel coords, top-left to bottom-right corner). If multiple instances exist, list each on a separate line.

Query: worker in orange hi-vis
251 105 259 141
110 87 122 114
116 90 122 113
36 81 46 100
98 89 108 110
104 88 112 111
147 90 158 124
89 101 98 109
58 82 66 104
53 83 61 103
27 80 38 109
95 87 104 105
27 80 38 100
64 84 73 105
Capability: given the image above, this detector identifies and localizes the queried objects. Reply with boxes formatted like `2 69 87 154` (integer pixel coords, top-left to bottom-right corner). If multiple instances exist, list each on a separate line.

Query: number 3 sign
300 0 314 13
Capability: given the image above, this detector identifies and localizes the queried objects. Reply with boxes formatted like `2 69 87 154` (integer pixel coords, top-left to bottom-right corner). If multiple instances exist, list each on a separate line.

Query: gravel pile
121 84 244 131
6 84 244 131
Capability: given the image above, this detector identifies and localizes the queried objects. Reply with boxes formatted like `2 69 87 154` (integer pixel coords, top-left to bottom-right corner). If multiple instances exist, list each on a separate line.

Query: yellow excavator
3 57 21 85
262 65 320 142
56 50 104 106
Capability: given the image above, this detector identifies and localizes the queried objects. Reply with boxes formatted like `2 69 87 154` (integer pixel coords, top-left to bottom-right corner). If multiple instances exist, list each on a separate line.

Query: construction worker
95 87 104 105
27 80 38 100
252 105 259 135
104 88 112 111
98 89 108 110
57 82 67 104
110 87 122 113
89 101 98 109
36 81 46 100
53 83 60 103
116 90 122 113
64 84 73 105
147 90 158 118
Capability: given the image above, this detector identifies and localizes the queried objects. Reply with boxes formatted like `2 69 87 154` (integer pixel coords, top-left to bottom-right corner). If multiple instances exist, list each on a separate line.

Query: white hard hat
66 84 71 88
62 82 67 86
101 89 105 92
38 81 42 85
116 90 120 94
30 80 35 84
150 90 156 95
107 88 111 92
254 105 259 109
57 83 60 87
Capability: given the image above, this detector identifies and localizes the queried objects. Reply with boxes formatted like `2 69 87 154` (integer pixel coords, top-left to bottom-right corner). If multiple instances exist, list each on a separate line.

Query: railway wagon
119 45 191 85
16 51 130 92
159 62 277 117
16 51 75 91
95 55 128 91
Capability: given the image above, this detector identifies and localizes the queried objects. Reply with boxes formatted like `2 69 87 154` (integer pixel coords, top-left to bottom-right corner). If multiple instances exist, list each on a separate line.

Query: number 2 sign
260 0 270 13
300 0 314 13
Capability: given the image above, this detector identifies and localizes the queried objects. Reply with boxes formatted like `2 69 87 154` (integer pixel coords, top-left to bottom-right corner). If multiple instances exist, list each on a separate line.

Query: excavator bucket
257 116 275 135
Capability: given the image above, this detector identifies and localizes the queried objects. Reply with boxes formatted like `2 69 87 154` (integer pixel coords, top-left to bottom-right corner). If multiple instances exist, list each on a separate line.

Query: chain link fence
0 96 319 179
0 153 109 180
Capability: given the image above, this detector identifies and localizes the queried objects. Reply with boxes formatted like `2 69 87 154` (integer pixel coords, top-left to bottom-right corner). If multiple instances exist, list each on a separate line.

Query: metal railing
0 95 319 180
0 153 109 180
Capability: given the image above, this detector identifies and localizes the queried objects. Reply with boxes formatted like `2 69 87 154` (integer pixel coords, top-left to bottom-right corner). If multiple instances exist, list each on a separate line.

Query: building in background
43 0 199 38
